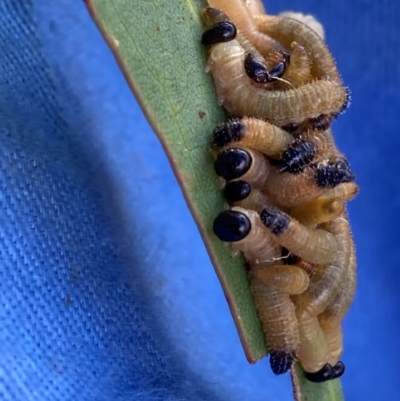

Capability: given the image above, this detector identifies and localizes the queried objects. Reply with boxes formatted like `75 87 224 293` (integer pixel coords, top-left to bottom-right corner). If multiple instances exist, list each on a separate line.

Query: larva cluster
201 0 357 383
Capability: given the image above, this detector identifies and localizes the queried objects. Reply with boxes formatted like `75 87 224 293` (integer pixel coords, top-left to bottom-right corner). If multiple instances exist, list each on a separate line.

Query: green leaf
85 1 345 400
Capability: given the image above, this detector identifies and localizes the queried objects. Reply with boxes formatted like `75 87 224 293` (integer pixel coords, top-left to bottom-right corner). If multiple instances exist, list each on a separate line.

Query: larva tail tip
331 361 345 379
212 119 243 147
269 350 295 375
213 210 251 242
304 364 333 383
259 207 290 236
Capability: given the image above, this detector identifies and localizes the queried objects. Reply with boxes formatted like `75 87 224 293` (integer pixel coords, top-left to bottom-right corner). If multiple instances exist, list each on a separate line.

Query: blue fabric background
1 0 399 400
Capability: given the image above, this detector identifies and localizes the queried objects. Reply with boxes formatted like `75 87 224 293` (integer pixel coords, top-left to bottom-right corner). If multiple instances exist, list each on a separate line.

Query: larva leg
213 208 281 263
296 314 329 373
205 40 349 125
259 206 338 264
264 159 355 208
206 0 286 57
214 147 270 188
290 196 344 226
256 265 309 294
293 212 352 317
212 117 294 156
254 15 340 81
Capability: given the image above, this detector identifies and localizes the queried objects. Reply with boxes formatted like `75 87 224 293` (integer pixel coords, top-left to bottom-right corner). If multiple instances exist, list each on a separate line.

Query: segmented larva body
206 40 349 126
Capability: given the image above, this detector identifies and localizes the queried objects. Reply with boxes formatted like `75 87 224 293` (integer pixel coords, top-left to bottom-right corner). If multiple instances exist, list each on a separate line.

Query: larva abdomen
256 264 309 294
296 314 329 373
206 41 349 126
294 213 352 317
212 117 293 156
259 206 338 265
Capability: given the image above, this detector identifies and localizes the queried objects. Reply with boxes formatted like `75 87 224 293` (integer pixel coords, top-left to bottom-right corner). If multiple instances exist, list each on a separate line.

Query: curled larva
206 0 286 60
294 212 352 317
264 159 355 208
214 147 270 188
254 14 340 81
205 39 349 126
296 314 329 373
212 117 293 156
213 208 279 263
259 206 338 264
290 196 345 226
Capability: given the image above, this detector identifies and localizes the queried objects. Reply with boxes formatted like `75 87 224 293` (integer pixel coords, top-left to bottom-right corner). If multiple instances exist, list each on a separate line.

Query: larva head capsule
224 180 252 202
213 210 251 242
244 53 288 84
331 361 345 379
201 21 237 46
214 148 252 180
277 139 316 174
304 363 333 383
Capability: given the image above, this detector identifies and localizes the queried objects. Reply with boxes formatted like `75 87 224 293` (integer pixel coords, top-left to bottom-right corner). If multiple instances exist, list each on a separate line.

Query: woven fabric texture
1 1 399 400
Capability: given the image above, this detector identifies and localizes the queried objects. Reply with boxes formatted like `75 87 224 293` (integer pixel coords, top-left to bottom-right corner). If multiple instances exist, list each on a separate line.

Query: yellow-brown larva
205 39 349 126
214 146 271 189
229 184 278 212
259 206 338 265
212 117 294 156
322 324 343 367
289 196 345 226
254 14 340 81
293 212 352 317
206 0 287 62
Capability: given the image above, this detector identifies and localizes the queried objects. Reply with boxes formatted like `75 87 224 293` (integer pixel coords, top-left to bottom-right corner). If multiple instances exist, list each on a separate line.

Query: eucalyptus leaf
85 1 345 400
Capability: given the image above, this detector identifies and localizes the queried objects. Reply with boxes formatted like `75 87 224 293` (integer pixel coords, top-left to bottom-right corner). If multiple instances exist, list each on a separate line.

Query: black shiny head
331 361 345 379
214 148 252 180
268 60 286 80
224 180 251 202
314 159 355 188
212 119 244 147
201 22 237 46
213 210 251 242
304 364 333 383
277 139 316 174
244 53 270 84
259 207 290 236
269 350 295 375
